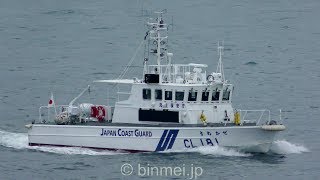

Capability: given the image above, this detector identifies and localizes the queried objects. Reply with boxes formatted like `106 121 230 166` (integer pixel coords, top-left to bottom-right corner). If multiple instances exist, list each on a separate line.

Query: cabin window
188 91 198 101
223 90 230 101
202 91 209 101
155 89 162 100
165 91 172 100
139 109 179 123
143 88 151 100
175 91 184 101
212 91 220 101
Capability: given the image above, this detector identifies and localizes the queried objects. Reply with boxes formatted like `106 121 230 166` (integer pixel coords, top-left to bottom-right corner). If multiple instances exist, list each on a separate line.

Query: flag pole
48 92 57 122
47 104 49 122
51 92 57 116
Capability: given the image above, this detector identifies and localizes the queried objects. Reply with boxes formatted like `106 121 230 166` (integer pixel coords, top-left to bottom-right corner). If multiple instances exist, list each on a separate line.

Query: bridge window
139 109 179 123
202 91 209 101
223 90 230 101
143 88 151 100
188 91 197 101
155 89 162 100
175 91 184 101
212 91 220 101
165 91 172 100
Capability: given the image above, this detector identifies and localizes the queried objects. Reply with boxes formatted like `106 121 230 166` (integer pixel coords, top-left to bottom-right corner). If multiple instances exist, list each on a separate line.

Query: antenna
168 16 174 32
154 9 167 15
146 10 169 69
216 41 225 82
140 1 144 16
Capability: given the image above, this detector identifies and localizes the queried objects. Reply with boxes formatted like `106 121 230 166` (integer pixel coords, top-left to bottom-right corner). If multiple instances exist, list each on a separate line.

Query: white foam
192 146 251 157
161 146 251 157
0 130 123 155
270 140 310 154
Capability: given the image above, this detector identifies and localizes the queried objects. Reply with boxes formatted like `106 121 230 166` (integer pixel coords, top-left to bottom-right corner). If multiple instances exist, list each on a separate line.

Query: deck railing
39 104 115 124
237 109 271 125
146 64 207 84
38 105 69 123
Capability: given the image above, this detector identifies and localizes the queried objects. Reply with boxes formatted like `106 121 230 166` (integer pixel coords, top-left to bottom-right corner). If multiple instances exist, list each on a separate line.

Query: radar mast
216 42 225 82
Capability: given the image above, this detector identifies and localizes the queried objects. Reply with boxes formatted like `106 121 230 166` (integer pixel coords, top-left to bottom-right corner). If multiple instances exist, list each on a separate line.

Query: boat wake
269 140 309 154
0 130 123 155
161 140 309 157
161 146 251 157
186 146 251 157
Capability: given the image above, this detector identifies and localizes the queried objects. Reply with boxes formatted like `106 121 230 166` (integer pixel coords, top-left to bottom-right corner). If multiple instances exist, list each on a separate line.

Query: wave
187 140 310 156
190 146 251 157
244 61 258 65
0 130 123 155
270 140 309 154
162 146 251 157
42 10 75 15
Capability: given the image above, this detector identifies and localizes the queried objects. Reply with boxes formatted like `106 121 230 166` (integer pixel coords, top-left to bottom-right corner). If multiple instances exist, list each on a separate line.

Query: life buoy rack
207 75 214 82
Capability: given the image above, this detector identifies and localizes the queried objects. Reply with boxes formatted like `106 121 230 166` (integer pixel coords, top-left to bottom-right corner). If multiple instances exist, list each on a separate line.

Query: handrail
117 92 131 95
39 105 69 123
179 107 270 126
39 104 115 123
146 64 208 84
237 109 270 125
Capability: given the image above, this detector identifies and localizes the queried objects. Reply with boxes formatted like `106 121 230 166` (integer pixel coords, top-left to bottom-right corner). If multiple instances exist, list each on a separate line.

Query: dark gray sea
0 0 319 179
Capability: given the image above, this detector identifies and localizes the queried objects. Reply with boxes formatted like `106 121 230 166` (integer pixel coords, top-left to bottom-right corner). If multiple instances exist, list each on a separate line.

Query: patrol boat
26 11 285 153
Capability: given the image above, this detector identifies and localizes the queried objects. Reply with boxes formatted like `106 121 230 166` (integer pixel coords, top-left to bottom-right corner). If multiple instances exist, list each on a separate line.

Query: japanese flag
48 93 55 107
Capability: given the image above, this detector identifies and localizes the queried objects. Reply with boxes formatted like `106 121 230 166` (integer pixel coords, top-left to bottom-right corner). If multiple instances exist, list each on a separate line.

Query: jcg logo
155 129 179 151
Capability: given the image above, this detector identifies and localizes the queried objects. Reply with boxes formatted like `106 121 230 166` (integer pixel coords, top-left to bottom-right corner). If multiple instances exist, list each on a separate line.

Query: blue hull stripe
155 130 169 151
167 130 179 150
155 129 179 151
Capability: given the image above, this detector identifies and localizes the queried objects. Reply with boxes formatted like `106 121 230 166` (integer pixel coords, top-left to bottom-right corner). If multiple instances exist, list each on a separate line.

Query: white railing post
268 110 271 124
237 109 272 125
257 111 264 125
39 107 42 122
117 86 120 102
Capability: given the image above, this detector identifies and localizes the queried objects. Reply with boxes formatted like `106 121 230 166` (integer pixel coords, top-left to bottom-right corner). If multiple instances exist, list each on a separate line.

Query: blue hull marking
155 129 179 151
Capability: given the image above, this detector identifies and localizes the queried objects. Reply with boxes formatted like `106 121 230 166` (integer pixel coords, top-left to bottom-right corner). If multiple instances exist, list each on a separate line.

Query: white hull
27 124 282 153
